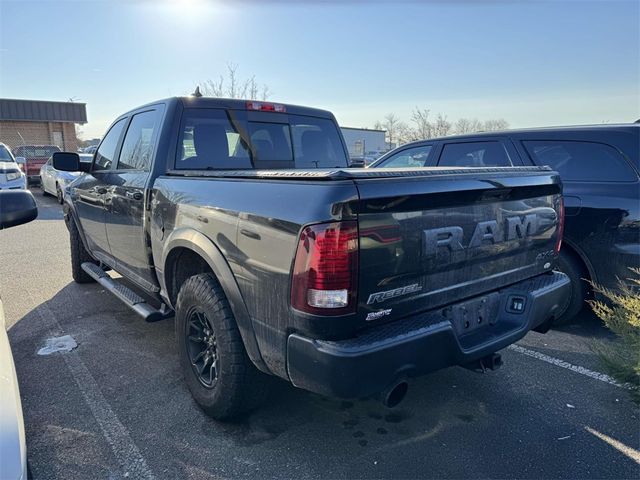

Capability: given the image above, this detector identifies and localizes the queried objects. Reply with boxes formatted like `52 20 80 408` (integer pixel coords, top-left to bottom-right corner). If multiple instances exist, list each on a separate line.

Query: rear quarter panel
151 176 359 377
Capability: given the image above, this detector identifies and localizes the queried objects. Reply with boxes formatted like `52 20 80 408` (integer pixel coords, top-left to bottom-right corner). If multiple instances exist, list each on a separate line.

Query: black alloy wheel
185 309 219 388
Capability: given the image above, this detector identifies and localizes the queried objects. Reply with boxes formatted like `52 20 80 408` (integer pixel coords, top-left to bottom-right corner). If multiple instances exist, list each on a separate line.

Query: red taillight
246 101 286 113
291 221 358 315
555 197 565 254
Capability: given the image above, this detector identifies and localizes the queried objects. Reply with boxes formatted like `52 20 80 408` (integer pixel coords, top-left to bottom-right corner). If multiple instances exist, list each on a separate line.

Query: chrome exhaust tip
381 381 409 408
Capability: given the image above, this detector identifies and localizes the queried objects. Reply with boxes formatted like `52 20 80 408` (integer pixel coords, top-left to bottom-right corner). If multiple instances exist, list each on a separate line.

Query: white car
0 190 37 480
0 143 27 191
40 153 92 203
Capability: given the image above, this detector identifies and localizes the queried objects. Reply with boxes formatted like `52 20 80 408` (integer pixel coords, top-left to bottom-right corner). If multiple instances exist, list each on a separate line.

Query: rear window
14 146 61 158
175 109 348 170
523 140 637 182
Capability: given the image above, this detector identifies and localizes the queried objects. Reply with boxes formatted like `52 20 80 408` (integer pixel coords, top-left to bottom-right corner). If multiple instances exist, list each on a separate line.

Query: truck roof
397 123 639 148
126 96 336 119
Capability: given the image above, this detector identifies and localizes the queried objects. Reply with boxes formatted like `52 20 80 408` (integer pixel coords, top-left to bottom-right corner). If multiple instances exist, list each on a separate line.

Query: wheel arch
560 238 597 286
161 229 269 373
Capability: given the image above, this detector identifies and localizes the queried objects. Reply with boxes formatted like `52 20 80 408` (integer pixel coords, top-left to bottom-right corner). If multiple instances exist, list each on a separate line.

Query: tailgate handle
481 189 511 201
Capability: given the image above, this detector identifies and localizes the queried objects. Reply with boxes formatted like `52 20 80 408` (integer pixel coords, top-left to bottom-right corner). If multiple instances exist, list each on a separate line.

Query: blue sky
1 0 638 138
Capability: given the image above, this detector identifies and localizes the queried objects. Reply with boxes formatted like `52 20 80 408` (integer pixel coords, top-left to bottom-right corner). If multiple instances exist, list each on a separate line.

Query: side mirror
53 152 81 172
0 190 38 229
349 158 366 168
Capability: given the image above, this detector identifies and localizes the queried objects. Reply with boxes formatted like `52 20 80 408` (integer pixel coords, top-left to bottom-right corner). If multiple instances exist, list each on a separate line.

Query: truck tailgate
354 167 562 324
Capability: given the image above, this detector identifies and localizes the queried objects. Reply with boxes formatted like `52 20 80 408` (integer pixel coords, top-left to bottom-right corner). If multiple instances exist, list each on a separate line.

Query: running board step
81 262 172 322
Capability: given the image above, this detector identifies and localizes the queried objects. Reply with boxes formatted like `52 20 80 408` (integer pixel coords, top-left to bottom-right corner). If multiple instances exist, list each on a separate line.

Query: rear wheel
69 216 96 283
555 249 590 325
175 273 270 420
56 183 63 204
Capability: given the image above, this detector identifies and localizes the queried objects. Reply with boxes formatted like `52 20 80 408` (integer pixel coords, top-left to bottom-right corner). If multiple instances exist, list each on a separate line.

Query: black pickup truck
53 97 569 419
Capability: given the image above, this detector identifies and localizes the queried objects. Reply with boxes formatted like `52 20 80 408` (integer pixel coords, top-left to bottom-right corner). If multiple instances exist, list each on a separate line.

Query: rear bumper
287 271 570 399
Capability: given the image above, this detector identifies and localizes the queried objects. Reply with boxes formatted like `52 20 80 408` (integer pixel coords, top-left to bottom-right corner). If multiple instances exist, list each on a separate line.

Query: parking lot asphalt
1 190 639 480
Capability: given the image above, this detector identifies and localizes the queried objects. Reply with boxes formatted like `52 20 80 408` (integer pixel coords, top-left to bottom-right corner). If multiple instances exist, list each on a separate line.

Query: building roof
0 98 87 123
340 126 386 133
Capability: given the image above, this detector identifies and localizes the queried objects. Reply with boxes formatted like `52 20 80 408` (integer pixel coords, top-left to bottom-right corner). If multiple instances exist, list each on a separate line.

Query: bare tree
410 107 433 141
378 113 409 149
482 119 510 131
199 63 271 100
432 113 453 137
454 118 484 134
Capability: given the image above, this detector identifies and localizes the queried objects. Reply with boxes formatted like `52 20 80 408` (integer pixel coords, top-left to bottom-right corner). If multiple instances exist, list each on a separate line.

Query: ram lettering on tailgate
423 213 543 257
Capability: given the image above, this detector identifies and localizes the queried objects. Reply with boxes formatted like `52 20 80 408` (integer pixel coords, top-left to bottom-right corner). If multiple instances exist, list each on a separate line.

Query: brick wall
0 120 80 152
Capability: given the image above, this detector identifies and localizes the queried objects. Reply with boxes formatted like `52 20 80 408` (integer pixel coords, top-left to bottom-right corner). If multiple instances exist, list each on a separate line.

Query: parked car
0 143 26 191
0 189 38 480
12 145 61 185
53 97 568 420
371 124 640 323
40 154 92 203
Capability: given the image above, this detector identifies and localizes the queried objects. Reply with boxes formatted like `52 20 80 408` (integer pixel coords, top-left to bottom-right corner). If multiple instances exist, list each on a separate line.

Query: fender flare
161 228 269 373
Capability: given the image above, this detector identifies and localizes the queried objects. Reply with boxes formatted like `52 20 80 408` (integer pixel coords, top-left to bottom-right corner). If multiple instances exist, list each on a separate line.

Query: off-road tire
175 273 270 420
69 216 96 284
555 250 590 325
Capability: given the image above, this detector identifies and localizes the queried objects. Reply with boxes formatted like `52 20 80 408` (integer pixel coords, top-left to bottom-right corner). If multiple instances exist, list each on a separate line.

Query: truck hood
0 161 20 172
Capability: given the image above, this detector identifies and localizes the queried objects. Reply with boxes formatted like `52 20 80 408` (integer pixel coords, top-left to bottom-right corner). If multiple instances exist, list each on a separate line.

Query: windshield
0 145 14 162
176 109 348 170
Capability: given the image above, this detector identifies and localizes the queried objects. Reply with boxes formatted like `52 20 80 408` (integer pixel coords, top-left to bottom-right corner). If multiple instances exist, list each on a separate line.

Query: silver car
40 153 92 203
0 144 27 191
0 190 38 480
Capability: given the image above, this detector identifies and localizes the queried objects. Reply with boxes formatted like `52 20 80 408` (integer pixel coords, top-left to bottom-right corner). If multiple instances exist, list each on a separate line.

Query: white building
340 126 387 159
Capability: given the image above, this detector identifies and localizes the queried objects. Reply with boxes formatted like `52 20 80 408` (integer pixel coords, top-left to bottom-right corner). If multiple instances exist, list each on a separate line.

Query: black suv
371 124 640 323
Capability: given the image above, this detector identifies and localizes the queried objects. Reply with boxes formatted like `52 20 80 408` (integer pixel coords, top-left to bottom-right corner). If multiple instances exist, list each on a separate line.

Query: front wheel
56 183 63 204
175 273 270 420
69 216 97 283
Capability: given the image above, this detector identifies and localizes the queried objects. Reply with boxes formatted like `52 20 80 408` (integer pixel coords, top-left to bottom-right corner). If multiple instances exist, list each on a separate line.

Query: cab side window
94 119 126 171
378 145 433 168
117 110 162 171
438 141 512 167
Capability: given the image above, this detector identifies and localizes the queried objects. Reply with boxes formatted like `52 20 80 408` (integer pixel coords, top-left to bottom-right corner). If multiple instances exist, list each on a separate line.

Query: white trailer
340 126 387 161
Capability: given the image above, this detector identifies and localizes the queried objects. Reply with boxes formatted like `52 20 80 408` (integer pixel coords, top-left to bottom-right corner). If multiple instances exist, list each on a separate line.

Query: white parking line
32 295 155 480
508 344 634 390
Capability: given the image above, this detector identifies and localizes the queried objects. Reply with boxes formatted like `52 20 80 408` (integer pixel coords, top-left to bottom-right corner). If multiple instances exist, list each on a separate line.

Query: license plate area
443 292 501 336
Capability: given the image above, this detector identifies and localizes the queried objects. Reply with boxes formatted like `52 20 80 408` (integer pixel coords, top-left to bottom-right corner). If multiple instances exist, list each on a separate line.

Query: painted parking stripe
508 344 634 391
32 295 155 480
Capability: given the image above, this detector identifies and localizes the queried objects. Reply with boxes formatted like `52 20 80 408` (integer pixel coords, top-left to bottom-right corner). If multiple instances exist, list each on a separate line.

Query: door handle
240 229 261 240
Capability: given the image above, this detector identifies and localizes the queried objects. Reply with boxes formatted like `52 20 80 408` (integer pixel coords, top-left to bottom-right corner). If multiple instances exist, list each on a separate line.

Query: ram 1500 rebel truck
53 97 570 420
